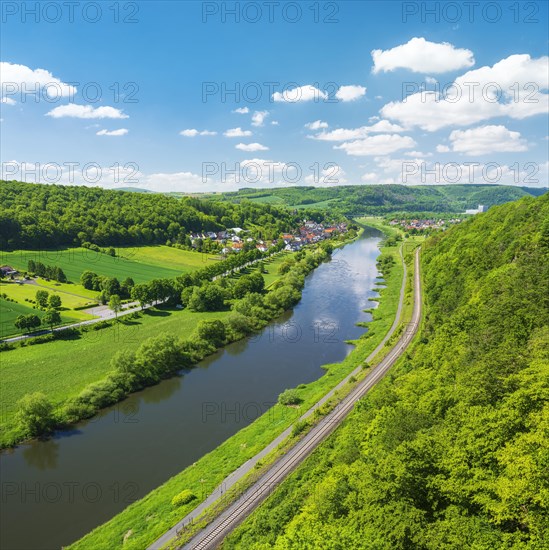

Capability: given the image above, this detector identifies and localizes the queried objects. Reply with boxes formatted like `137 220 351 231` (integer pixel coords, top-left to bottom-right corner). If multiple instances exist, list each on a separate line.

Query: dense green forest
205 184 545 216
0 181 331 249
225 194 549 549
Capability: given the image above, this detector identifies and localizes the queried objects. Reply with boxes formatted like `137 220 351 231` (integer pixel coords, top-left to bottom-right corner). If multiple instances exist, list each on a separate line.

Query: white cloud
179 129 217 137
381 54 549 131
96 128 128 136
272 85 327 103
232 107 249 114
372 37 475 74
1 97 16 105
235 142 269 152
251 110 269 127
404 150 432 158
305 120 329 130
436 145 450 153
0 62 77 103
335 134 417 156
311 120 405 141
305 164 347 186
46 104 129 119
224 127 253 137
271 120 279 126
335 85 366 102
447 125 528 155
425 76 438 85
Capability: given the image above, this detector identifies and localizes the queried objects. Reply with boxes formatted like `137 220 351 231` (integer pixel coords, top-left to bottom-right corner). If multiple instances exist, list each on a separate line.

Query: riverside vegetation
224 193 549 550
68 223 406 550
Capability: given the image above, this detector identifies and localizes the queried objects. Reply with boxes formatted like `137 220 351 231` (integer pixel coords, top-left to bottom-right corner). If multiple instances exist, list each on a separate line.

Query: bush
171 489 196 507
291 419 308 437
15 392 55 437
278 388 302 406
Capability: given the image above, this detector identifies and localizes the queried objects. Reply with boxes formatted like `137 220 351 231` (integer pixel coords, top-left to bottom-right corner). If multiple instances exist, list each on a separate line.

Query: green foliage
226 194 549 549
278 389 302 406
196 319 226 347
35 289 49 308
48 294 62 309
0 180 310 248
42 309 61 331
188 283 225 312
171 489 196 507
108 294 122 318
16 392 55 437
14 313 41 332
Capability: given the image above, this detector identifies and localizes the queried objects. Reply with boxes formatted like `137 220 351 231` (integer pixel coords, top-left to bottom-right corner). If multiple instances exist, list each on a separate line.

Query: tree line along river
0 227 384 550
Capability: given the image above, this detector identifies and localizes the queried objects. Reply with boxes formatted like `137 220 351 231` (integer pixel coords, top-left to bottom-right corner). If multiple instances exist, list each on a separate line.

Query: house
0 266 18 277
231 227 244 234
232 242 243 252
256 245 267 252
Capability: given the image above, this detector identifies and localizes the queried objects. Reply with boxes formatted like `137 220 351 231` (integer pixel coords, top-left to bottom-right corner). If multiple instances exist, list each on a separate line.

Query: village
388 217 462 232
188 220 348 254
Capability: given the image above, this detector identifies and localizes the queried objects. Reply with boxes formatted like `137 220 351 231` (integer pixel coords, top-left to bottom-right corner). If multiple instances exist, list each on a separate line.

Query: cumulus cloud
96 128 128 136
311 120 405 141
381 54 549 131
46 104 129 119
335 85 366 102
305 164 347 185
235 142 269 152
272 85 327 103
404 150 432 158
0 62 77 103
305 120 329 130
251 110 269 126
179 129 217 137
1 97 16 105
224 127 252 137
232 107 249 114
436 145 450 153
447 125 528 155
372 37 475 74
334 134 417 156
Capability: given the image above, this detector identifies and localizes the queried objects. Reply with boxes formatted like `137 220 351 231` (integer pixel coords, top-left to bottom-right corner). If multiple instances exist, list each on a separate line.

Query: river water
0 227 383 549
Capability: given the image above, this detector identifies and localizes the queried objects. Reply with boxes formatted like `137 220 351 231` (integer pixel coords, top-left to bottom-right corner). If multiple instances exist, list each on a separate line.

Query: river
0 227 383 549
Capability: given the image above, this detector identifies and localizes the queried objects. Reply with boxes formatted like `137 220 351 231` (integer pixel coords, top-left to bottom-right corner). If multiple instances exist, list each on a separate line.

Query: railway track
181 247 422 549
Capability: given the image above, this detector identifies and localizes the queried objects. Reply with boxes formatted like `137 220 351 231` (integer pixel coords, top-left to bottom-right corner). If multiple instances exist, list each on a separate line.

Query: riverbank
69 222 404 550
0 243 335 449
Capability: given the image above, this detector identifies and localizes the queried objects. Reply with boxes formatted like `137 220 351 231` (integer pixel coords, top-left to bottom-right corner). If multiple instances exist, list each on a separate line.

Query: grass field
0 297 91 339
0 245 209 284
68 223 406 550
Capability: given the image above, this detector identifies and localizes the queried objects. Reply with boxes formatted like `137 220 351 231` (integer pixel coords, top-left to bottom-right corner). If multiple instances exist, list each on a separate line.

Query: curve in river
0 227 383 550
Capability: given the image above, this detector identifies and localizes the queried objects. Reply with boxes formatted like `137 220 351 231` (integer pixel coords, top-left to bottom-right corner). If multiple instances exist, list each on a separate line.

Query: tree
278 388 302 406
197 319 226 347
131 284 152 310
43 309 61 332
108 294 122 320
48 294 62 309
15 392 55 437
81 270 99 290
27 259 36 273
15 313 41 333
35 289 49 308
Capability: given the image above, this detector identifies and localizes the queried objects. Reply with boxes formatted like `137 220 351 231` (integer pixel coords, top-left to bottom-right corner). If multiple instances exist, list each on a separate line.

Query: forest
225 193 549 549
207 184 544 216
0 180 332 249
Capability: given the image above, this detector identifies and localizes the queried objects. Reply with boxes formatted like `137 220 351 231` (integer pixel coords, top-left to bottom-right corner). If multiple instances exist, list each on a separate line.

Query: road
149 244 421 550
2 252 283 344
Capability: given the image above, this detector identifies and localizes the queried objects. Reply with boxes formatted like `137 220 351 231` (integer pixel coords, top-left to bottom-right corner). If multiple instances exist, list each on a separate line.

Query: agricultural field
0 297 89 339
0 245 209 284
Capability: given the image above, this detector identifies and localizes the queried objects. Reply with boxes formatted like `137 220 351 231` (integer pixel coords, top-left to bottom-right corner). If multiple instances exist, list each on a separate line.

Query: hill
0 181 326 249
225 194 549 549
208 184 546 216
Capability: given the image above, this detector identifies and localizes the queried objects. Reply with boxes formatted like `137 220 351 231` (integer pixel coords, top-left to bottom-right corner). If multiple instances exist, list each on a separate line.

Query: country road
149 244 422 550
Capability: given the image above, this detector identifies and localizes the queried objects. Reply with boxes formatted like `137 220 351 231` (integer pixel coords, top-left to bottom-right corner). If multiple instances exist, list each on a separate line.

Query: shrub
15 392 55 437
278 388 302 406
171 489 196 507
291 419 308 437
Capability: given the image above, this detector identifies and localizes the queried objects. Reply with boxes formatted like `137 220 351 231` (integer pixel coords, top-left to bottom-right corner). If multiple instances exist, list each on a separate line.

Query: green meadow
0 245 209 284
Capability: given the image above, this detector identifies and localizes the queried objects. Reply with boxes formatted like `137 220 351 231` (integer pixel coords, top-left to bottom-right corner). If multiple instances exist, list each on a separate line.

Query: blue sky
1 0 548 191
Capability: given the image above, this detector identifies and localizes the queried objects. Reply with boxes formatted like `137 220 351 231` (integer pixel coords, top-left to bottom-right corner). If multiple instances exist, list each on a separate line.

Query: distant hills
203 184 547 215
